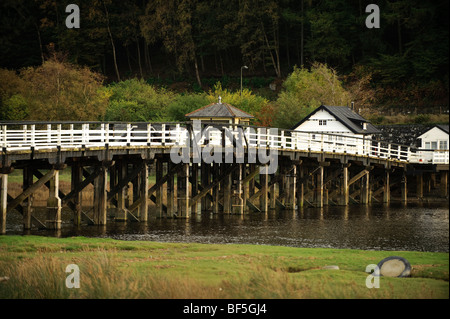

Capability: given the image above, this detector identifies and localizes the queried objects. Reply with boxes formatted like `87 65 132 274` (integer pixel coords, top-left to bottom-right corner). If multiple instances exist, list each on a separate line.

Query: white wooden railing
0 121 448 164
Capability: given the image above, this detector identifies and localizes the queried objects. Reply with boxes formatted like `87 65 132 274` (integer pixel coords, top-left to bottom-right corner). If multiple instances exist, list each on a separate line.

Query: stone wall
375 124 433 147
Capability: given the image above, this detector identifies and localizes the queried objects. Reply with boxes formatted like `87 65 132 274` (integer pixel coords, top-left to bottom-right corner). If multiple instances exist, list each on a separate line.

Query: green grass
0 235 448 299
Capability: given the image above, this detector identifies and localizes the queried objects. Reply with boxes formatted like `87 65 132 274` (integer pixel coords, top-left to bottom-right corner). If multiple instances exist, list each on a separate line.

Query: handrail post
57 124 61 147
105 123 109 145
100 123 105 144
81 123 87 146
321 133 324 151
69 124 74 145
256 127 260 147
147 124 152 145
22 124 27 145
31 124 35 149
1 125 7 148
126 123 131 146
162 124 166 146
307 132 311 150
47 124 52 145
176 123 180 145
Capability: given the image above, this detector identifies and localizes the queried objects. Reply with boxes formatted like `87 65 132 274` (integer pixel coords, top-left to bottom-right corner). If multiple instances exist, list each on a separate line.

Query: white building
417 125 449 150
291 105 380 137
291 105 380 155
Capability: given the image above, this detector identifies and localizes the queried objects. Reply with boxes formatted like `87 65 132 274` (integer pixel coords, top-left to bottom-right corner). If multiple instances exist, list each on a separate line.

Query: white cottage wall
418 127 449 150
294 109 352 134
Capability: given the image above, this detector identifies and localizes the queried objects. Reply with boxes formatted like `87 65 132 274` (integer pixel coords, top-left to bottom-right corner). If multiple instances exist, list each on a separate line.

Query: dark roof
291 105 380 135
185 102 254 119
436 124 449 134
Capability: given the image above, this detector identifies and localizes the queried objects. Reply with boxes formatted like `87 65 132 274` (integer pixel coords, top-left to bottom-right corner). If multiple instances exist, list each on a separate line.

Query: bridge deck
1 121 447 165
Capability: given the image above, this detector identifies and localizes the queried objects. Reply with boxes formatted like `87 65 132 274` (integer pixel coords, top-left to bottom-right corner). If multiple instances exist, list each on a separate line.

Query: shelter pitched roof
185 101 254 119
436 124 449 134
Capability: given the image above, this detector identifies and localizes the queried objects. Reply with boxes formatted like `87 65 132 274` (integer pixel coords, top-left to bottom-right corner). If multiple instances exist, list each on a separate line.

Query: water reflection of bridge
1 121 448 233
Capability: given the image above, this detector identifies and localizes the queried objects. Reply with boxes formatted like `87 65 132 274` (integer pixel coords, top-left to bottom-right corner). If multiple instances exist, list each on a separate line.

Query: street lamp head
242 65 248 69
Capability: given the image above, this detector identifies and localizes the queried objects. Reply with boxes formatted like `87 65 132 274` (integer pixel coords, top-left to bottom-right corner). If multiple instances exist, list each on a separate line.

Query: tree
0 68 28 120
141 0 202 87
18 55 110 121
304 0 358 69
273 63 351 129
235 0 282 77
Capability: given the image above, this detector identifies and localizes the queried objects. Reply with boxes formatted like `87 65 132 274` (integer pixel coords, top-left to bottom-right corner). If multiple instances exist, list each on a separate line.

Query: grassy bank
0 235 448 299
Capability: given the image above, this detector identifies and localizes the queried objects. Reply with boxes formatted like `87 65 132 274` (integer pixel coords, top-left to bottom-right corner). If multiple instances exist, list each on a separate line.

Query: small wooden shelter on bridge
185 97 254 125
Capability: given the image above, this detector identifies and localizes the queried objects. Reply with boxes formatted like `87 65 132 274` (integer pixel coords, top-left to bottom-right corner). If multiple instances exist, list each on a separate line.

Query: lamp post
240 65 248 96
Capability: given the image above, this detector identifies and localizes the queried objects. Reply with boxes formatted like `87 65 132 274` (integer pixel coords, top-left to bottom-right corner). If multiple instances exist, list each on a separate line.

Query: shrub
104 78 175 122
206 82 269 119
167 93 209 122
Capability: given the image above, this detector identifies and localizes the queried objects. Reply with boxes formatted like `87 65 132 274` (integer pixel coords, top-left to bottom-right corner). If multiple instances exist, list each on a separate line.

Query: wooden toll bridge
0 121 448 233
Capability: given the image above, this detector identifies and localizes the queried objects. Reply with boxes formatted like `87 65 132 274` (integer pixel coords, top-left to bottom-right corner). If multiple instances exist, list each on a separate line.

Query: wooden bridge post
191 164 199 214
232 164 244 214
202 163 212 212
361 170 370 205
177 163 190 218
243 164 250 212
167 161 175 217
71 161 83 226
22 166 34 230
139 161 149 221
0 171 9 234
259 166 269 212
269 173 277 210
416 174 424 199
297 163 305 209
93 164 108 225
286 163 297 210
401 170 408 203
315 163 326 208
278 164 286 205
115 160 128 221
249 164 256 198
212 163 220 214
223 165 231 214
383 169 391 204
46 168 62 229
340 163 350 206
440 171 448 197
131 163 140 218
155 158 164 217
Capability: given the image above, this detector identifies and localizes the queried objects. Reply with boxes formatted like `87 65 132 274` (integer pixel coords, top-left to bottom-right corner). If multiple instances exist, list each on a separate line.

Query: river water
5 202 449 252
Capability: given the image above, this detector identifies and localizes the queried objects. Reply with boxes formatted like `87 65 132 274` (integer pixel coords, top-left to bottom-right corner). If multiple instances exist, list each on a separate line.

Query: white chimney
218 96 222 104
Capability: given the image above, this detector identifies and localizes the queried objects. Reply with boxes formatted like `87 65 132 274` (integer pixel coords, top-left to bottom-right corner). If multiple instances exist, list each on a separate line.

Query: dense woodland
0 0 448 127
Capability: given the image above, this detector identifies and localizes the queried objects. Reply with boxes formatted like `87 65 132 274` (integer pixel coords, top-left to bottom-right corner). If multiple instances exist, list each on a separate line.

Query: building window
439 141 448 150
431 141 438 149
319 120 327 126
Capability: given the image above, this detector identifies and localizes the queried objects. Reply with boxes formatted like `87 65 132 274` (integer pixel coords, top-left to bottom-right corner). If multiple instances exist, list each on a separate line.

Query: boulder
377 256 411 277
